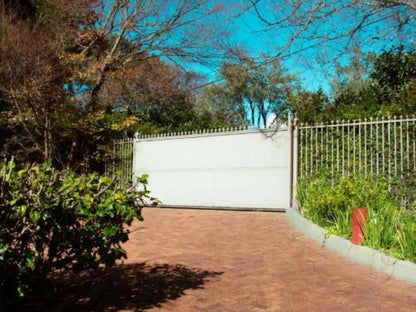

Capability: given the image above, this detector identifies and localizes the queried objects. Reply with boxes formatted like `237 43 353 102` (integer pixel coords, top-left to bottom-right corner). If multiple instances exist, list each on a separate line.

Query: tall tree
0 0 234 170
198 57 295 127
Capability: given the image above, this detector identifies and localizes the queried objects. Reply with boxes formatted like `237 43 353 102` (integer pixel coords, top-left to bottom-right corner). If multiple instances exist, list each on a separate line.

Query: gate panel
133 129 290 210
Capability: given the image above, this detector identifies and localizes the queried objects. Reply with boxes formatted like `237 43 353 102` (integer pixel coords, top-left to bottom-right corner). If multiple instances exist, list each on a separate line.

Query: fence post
112 140 116 177
132 132 139 188
289 116 299 209
293 116 299 208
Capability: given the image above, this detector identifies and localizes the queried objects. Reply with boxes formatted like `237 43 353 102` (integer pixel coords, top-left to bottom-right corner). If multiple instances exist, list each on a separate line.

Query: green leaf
29 210 41 224
99 176 111 184
0 243 8 254
18 205 27 216
26 257 35 269
103 226 119 238
139 174 149 182
134 211 144 221
17 285 25 298
17 168 28 177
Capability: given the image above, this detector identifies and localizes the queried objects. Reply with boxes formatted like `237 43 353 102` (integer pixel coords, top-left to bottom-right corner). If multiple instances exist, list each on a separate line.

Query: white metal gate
133 127 292 210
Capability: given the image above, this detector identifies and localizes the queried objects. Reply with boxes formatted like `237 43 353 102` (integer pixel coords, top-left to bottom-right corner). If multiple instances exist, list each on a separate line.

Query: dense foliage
0 160 157 307
297 175 416 262
0 0 231 172
291 47 416 123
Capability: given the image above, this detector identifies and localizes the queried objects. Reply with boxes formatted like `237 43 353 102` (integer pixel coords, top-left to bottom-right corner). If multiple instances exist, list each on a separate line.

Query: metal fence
298 116 416 180
105 138 134 185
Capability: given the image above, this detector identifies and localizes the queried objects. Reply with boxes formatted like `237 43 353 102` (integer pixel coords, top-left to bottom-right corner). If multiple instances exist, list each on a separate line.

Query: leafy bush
390 170 416 217
0 160 157 306
298 175 416 262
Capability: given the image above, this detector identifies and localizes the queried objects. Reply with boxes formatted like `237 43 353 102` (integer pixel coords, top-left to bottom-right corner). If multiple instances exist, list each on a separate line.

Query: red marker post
351 208 366 245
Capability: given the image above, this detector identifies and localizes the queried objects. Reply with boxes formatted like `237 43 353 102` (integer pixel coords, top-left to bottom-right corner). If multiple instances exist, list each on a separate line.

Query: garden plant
297 174 416 262
0 159 157 308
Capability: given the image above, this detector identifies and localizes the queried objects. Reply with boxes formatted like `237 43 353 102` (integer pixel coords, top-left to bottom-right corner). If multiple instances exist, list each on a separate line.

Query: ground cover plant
0 159 157 308
297 174 416 262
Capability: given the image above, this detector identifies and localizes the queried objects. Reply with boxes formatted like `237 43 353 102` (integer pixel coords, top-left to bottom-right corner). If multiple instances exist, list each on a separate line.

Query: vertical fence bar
331 122 335 178
400 117 403 175
370 118 373 178
412 116 416 170
337 123 340 174
364 119 367 178
320 124 324 173
315 125 318 174
388 119 392 179
394 116 397 176
296 116 415 187
358 120 362 175
382 118 385 176
342 121 345 176
310 125 313 175
376 121 379 176
353 120 356 175
347 122 350 176
325 124 328 173
299 126 303 179
304 124 308 177
406 118 410 170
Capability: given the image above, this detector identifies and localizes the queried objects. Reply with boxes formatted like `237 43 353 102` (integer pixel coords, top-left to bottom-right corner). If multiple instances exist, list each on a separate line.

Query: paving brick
62 208 416 311
121 208 416 311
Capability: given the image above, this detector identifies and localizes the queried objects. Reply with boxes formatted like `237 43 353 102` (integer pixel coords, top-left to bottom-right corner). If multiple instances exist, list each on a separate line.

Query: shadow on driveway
29 263 223 312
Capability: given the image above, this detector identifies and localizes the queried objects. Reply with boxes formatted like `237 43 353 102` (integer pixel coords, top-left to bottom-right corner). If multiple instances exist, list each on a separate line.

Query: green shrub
0 160 157 306
298 175 416 262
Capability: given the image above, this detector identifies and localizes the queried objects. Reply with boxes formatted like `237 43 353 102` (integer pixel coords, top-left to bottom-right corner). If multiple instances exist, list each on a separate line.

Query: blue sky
183 0 414 95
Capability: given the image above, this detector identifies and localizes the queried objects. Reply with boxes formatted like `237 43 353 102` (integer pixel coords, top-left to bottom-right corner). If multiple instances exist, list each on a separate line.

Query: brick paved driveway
68 208 416 312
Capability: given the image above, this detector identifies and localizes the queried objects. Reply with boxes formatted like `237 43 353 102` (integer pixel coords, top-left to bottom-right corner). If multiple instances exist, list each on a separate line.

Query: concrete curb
286 207 416 284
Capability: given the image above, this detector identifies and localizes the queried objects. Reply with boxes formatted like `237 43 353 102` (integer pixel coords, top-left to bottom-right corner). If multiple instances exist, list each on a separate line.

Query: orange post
351 208 366 245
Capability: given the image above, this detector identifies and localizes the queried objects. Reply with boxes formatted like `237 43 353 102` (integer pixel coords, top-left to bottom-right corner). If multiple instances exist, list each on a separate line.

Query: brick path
66 208 416 311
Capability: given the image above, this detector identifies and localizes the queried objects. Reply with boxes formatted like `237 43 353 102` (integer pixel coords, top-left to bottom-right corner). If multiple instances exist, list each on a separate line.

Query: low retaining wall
286 208 416 284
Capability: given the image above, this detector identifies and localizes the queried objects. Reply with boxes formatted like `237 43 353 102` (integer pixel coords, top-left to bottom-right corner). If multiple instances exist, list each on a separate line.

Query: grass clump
297 175 416 262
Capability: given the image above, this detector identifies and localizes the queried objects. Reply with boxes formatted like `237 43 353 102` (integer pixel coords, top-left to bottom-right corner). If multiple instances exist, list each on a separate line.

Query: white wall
133 129 290 210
